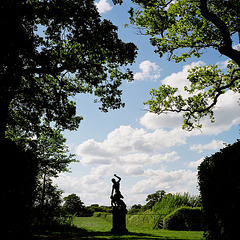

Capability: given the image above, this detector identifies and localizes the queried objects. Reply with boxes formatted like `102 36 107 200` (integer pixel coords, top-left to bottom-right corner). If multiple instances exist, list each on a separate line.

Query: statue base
111 206 128 235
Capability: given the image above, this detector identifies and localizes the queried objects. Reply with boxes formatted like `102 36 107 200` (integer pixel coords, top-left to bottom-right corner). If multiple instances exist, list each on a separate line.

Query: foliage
153 192 201 216
1 1 137 236
128 204 143 214
7 125 78 230
32 178 65 229
145 190 166 209
128 0 240 130
63 194 85 217
0 0 137 139
1 139 38 239
7 126 77 177
198 140 240 240
127 209 158 229
127 191 201 229
163 207 203 231
85 205 112 216
152 192 201 228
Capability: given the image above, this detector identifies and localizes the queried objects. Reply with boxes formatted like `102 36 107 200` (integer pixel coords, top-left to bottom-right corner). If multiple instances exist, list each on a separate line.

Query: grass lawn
33 217 204 240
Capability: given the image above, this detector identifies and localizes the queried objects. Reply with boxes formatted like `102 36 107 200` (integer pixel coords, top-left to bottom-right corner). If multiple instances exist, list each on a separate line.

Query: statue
110 174 128 234
110 174 126 209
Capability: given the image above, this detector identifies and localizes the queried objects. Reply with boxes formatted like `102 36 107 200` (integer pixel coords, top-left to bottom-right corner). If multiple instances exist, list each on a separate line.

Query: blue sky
54 0 240 206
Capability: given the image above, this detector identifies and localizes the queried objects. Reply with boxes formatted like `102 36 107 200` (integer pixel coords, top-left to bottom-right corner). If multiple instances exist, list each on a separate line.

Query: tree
146 190 166 209
33 178 63 228
0 0 137 139
63 193 85 216
7 124 77 213
198 140 240 239
128 0 240 130
5 124 77 231
128 204 143 214
1 139 38 238
1 1 137 236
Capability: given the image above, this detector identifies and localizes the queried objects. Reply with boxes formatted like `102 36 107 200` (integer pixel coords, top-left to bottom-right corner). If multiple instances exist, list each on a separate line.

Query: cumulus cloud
140 112 183 130
95 0 113 14
65 124 195 205
190 140 225 153
53 172 110 205
185 158 204 168
134 60 162 81
128 168 197 196
162 61 205 96
54 167 198 206
76 125 186 167
200 90 240 135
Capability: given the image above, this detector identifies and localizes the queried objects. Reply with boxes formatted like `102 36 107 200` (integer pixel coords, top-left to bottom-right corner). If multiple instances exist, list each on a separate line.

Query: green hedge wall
163 207 203 231
198 140 240 240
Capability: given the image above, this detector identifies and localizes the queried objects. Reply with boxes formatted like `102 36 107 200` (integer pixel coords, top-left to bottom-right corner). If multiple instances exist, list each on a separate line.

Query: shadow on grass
33 226 179 240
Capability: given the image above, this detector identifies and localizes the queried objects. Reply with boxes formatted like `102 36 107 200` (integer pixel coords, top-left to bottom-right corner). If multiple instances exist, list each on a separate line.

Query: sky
53 0 240 207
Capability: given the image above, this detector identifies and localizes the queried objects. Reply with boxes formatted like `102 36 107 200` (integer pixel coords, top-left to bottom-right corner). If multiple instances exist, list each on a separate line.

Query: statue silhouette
110 174 128 234
110 174 126 209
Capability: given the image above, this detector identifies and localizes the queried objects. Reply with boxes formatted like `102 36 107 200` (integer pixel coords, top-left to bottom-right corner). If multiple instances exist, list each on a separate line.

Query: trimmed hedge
163 207 203 231
198 140 240 240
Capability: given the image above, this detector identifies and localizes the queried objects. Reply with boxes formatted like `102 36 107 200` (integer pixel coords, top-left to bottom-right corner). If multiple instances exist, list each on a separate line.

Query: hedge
198 140 240 240
163 207 203 231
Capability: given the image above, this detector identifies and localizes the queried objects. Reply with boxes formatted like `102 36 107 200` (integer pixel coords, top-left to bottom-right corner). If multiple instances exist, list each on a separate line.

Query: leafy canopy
7 125 77 178
63 193 85 216
0 0 137 138
128 0 240 130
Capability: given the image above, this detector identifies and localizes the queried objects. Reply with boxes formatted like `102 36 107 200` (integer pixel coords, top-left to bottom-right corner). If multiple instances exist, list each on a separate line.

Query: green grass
33 217 204 240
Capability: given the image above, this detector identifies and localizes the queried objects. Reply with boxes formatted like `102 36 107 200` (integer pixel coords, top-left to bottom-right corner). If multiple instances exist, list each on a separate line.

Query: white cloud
140 111 183 130
68 125 194 205
134 60 162 81
200 90 240 135
76 126 186 167
162 61 205 96
190 140 225 153
216 60 229 69
95 0 113 14
54 167 198 206
185 158 204 168
129 168 197 196
53 172 110 205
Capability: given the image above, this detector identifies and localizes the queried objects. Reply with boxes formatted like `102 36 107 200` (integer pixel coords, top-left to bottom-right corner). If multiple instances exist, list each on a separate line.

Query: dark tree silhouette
0 0 137 139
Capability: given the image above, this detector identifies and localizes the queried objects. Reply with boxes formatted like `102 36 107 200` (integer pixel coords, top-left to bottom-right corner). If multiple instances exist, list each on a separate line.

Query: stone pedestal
111 206 128 234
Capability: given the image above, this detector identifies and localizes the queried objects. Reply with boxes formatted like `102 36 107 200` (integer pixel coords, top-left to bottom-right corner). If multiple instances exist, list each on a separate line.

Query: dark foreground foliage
1 139 38 239
198 140 240 240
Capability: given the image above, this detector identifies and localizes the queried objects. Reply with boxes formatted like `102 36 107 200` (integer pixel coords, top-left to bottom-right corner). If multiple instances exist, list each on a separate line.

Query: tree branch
199 0 240 66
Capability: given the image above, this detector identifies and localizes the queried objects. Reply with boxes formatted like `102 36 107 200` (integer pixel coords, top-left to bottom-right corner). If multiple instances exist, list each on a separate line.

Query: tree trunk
40 172 46 227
